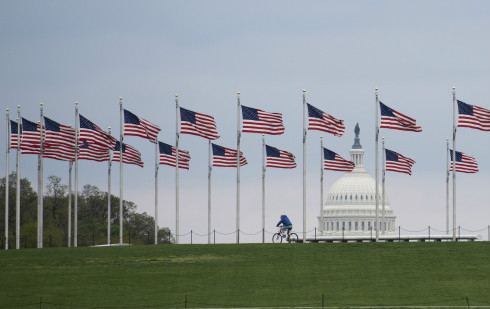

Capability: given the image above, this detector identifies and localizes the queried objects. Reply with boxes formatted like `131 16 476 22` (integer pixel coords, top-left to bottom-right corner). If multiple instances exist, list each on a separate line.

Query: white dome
318 123 396 236
326 169 389 206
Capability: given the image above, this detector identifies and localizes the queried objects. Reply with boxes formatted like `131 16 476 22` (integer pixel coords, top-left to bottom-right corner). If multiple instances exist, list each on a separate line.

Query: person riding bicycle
276 214 293 241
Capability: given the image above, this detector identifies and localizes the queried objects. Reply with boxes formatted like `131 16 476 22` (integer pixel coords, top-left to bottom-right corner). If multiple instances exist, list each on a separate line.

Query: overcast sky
1 1 489 243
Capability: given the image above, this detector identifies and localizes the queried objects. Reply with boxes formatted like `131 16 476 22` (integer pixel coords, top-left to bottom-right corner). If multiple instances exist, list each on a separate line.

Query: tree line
0 173 173 248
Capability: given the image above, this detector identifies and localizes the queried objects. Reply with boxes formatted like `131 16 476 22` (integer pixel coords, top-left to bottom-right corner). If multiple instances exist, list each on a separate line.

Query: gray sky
1 1 489 242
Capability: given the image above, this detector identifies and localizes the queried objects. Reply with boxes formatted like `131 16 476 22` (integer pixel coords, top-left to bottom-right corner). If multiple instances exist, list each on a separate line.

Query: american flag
323 148 355 172
241 105 285 135
180 107 220 140
379 102 422 132
158 142 191 169
20 118 42 148
307 103 345 136
43 146 76 162
124 109 161 143
79 114 116 150
265 145 296 169
112 141 144 167
212 143 247 167
385 149 416 175
10 120 21 149
78 140 110 162
457 100 490 131
449 149 479 173
44 116 76 149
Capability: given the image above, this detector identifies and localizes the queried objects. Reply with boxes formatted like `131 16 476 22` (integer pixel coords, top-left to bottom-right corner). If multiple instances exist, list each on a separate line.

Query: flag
212 144 247 167
241 105 285 135
78 140 110 162
112 141 144 167
42 146 76 162
123 109 161 142
323 148 355 172
449 149 478 173
10 120 21 149
79 114 116 150
457 100 490 131
379 102 422 132
20 118 42 148
158 142 191 169
44 116 76 149
265 145 296 168
180 107 220 140
307 103 345 136
385 149 416 175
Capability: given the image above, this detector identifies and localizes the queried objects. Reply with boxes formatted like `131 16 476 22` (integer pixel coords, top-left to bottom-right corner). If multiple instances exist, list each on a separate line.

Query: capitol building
318 124 396 236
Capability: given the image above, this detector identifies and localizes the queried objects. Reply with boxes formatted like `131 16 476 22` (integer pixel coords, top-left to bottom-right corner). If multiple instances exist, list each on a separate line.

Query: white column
375 88 379 241
175 94 180 244
38 103 44 248
107 127 112 245
452 87 456 241
382 137 385 235
119 97 124 245
262 134 265 243
208 140 212 244
236 91 241 244
16 108 21 249
446 137 449 235
302 90 306 242
154 137 158 245
74 102 79 247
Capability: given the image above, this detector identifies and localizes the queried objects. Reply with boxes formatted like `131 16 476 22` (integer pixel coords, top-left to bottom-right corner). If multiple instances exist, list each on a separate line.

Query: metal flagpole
262 134 265 243
74 101 79 247
119 97 124 245
320 136 323 220
452 87 456 241
68 161 72 247
175 94 180 244
446 137 449 235
16 108 21 249
107 127 112 245
236 91 241 244
38 103 44 248
208 140 212 244
154 136 158 245
375 88 379 241
5 108 10 250
382 137 386 235
302 89 307 243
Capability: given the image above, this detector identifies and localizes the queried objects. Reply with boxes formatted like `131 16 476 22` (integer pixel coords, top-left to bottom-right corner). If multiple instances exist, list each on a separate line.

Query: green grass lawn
0 242 488 309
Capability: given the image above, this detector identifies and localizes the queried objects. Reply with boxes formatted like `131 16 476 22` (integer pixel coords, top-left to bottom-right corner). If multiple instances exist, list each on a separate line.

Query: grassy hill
0 242 488 309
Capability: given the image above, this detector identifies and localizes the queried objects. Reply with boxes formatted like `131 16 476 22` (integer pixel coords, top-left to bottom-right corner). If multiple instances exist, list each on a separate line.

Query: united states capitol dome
318 123 396 236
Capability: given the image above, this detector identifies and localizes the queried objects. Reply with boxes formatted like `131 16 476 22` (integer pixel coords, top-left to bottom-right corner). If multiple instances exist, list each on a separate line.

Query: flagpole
119 97 124 245
68 161 72 247
16 108 21 250
236 91 241 244
38 103 44 248
262 134 265 243
302 89 306 243
320 136 323 223
452 87 456 241
375 87 379 241
107 127 112 245
446 137 449 235
208 140 212 244
5 108 10 250
154 136 158 245
175 94 180 244
382 137 385 235
74 101 79 247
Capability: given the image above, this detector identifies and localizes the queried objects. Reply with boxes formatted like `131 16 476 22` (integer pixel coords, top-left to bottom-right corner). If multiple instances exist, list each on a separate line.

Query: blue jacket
276 215 292 227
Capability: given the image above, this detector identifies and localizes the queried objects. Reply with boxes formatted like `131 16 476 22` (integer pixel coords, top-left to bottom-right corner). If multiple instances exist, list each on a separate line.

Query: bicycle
272 227 299 243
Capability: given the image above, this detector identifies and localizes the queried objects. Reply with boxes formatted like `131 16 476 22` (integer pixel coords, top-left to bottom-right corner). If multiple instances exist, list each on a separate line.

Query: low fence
0 225 488 248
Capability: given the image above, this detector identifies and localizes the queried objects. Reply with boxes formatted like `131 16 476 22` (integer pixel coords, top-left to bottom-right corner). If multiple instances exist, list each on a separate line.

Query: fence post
398 226 401 242
213 229 216 244
314 227 317 241
428 226 430 241
191 230 193 244
342 227 344 241
262 228 265 244
458 226 460 240
370 226 372 241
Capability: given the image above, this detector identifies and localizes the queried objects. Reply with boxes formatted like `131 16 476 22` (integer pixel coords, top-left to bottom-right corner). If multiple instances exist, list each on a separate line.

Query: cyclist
276 214 293 241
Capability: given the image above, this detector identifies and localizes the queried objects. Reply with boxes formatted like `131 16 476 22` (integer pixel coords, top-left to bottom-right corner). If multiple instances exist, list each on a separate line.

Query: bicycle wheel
272 233 283 243
288 233 299 243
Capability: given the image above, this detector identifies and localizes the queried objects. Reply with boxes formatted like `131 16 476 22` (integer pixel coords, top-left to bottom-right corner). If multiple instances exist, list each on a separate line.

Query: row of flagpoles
3 88 488 249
